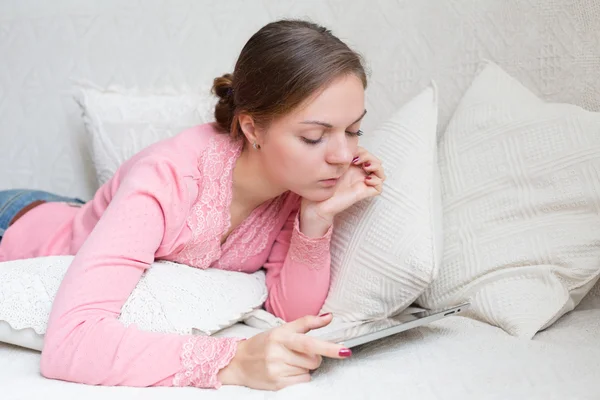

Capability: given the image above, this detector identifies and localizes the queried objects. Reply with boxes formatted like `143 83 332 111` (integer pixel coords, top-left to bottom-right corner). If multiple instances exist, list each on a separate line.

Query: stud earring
253 142 261 150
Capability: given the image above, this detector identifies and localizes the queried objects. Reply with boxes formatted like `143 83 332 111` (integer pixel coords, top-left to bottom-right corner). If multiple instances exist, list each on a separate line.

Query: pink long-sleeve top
0 123 333 389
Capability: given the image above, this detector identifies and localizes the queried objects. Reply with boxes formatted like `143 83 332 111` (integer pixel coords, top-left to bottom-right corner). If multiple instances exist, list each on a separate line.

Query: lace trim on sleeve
173 336 244 389
288 212 333 269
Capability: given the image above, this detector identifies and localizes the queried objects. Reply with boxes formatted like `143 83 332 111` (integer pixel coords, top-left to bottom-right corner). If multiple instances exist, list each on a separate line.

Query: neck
232 146 286 210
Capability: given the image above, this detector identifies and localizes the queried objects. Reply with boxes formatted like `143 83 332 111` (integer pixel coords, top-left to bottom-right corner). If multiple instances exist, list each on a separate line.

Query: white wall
1 0 599 199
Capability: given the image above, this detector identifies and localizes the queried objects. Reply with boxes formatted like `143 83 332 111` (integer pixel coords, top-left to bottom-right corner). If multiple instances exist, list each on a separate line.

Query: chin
294 186 336 203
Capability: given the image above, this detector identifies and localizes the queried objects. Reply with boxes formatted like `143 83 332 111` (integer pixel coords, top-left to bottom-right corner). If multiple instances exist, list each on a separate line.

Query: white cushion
320 83 443 321
74 81 216 187
0 256 268 351
418 61 600 338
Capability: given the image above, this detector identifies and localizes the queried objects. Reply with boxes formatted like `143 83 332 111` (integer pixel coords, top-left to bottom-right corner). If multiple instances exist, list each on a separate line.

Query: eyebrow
300 109 367 128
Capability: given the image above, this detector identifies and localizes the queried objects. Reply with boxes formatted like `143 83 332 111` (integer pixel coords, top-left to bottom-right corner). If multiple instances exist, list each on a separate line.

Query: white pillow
0 256 269 351
74 81 216 186
320 83 443 321
418 61 600 338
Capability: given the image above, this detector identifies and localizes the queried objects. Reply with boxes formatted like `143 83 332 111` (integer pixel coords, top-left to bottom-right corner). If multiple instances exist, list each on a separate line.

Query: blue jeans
0 189 85 242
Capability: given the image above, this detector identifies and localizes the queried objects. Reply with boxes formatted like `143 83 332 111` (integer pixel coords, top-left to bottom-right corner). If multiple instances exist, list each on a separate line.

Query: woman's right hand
217 313 351 390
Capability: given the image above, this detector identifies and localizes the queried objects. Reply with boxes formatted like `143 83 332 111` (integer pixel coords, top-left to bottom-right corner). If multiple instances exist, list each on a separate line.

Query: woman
0 19 385 391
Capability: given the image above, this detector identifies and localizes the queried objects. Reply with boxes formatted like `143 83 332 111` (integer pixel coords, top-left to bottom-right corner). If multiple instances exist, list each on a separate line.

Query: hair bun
212 73 234 101
212 73 236 134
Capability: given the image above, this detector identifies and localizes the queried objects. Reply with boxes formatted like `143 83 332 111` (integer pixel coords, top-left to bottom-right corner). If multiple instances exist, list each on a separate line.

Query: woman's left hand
300 147 385 232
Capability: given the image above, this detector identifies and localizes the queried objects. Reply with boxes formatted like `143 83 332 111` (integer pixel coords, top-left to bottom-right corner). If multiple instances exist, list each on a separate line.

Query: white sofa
1 1 599 399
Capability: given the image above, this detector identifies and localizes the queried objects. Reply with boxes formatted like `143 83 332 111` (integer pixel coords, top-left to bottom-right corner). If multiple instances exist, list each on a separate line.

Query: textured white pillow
0 256 268 351
320 83 443 321
418 61 600 338
74 82 216 186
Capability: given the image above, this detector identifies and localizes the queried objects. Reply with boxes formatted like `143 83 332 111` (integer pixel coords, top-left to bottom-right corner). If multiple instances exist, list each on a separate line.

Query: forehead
288 75 365 123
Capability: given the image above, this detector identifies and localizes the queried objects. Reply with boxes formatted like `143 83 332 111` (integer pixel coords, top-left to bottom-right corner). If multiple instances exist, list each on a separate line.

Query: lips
319 177 339 187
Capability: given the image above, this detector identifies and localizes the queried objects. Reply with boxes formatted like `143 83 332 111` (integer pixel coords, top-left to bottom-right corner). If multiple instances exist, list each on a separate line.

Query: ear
238 113 260 145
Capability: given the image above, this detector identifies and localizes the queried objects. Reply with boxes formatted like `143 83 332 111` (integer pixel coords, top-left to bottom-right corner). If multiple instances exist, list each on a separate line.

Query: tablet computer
313 302 470 348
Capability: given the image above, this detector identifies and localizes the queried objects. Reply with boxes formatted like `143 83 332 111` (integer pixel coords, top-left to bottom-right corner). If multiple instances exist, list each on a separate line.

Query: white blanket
2 287 599 400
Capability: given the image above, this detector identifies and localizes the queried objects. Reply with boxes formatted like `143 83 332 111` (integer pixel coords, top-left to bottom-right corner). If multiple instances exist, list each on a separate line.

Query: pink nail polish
366 175 372 180
339 348 352 357
319 312 331 318
352 156 359 164
364 162 371 167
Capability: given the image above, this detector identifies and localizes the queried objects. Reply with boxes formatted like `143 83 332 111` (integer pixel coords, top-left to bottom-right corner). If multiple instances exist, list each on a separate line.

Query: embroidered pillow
0 256 268 351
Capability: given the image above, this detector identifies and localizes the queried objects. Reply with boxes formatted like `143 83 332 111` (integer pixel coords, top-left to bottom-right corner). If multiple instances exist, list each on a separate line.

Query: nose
325 133 354 166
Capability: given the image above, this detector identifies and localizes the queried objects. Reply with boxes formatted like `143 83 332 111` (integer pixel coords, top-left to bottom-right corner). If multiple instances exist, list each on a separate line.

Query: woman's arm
41 158 242 389
263 149 386 322
262 199 333 322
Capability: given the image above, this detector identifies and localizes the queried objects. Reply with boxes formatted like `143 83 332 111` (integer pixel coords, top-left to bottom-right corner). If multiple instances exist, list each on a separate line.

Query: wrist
299 203 333 238
217 340 246 386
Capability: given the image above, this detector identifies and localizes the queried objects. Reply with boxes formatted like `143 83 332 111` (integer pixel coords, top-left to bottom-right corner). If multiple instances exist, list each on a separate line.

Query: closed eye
301 136 323 145
346 129 363 137
302 129 363 145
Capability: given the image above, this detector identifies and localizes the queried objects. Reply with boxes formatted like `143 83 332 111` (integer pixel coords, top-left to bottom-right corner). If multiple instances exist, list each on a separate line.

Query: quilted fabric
1 1 599 200
320 83 443 321
2 289 600 399
0 256 268 351
74 82 215 186
418 62 600 339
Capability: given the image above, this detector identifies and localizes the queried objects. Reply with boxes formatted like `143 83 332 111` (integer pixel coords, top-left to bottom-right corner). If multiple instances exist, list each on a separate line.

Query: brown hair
211 19 368 140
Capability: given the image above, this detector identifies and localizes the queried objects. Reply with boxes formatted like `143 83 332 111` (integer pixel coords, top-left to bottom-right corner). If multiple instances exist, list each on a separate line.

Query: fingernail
352 156 359 164
364 162 371 167
319 312 331 318
339 348 352 357
366 175 372 180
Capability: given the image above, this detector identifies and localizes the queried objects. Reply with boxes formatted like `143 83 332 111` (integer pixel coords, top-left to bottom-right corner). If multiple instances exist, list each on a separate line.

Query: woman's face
257 74 366 202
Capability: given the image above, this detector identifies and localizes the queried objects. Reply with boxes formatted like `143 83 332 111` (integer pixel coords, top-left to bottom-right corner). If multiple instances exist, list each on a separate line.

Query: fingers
285 351 323 371
364 174 383 194
259 314 351 391
280 363 311 377
352 146 377 166
363 161 385 181
284 313 333 334
352 146 369 163
352 147 386 181
283 332 352 360
278 373 312 390
268 369 312 391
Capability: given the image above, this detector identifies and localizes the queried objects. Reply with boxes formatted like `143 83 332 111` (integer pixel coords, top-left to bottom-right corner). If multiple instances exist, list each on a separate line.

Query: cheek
349 136 360 153
265 142 320 183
